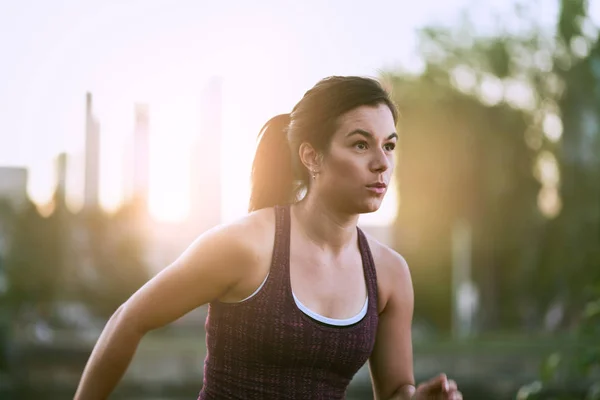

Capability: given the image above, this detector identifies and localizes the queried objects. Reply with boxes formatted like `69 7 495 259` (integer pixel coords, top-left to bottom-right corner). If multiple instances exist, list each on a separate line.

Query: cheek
324 153 364 182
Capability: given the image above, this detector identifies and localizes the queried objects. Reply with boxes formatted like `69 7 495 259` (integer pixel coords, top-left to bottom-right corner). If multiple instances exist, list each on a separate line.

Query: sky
0 0 579 224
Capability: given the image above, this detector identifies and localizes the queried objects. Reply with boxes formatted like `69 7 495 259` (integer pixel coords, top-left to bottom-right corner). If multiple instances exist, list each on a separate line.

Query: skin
74 104 462 400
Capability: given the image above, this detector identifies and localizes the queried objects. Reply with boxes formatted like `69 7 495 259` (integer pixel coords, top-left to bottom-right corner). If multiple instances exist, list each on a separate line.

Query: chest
289 247 368 320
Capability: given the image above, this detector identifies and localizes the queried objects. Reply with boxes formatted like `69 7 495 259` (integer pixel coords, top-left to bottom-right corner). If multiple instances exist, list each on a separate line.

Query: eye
353 141 368 151
384 142 396 152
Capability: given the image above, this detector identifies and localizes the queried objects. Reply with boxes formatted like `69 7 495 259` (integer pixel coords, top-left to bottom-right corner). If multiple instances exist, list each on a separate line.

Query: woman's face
314 103 397 214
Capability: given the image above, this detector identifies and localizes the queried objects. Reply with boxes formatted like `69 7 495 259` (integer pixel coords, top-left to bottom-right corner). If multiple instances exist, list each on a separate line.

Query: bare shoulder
178 207 277 301
226 207 277 263
201 207 276 253
117 208 278 332
181 207 276 275
362 231 413 313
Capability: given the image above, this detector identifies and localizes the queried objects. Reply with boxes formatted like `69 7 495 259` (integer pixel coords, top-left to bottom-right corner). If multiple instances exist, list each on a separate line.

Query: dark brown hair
249 76 398 212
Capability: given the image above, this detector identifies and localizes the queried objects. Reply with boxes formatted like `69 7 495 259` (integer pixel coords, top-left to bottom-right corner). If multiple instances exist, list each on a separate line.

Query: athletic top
198 205 379 399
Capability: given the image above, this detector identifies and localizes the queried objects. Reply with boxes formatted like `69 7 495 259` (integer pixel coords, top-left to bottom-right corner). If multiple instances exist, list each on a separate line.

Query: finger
446 379 458 392
439 373 449 392
445 386 461 398
419 373 448 392
449 391 462 400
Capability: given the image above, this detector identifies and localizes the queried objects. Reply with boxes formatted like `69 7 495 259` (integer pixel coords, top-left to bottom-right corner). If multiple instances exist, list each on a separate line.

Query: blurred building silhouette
190 76 223 230
0 167 28 296
84 93 101 210
0 167 28 210
129 103 151 210
55 153 68 207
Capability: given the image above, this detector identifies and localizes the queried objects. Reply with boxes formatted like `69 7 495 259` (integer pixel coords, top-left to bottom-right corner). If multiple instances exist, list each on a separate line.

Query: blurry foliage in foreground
385 0 600 396
0 191 150 319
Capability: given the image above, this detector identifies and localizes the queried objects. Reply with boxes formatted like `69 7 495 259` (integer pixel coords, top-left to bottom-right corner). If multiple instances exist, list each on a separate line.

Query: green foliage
387 32 544 331
2 194 150 319
387 0 600 340
517 290 600 399
388 0 600 396
80 201 150 317
4 200 68 309
558 0 587 44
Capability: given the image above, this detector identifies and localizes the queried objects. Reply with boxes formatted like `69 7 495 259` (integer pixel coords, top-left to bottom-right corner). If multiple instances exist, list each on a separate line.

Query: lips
366 182 387 195
366 182 387 189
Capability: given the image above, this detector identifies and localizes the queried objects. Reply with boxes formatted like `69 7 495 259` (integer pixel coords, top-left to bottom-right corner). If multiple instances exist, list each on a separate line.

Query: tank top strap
356 227 379 313
268 205 292 286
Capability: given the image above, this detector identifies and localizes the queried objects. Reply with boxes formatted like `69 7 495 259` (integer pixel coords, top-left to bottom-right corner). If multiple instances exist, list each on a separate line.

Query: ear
298 142 323 175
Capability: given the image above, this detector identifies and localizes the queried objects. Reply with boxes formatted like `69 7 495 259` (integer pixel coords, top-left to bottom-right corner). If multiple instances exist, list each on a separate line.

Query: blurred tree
80 199 150 317
518 0 600 398
0 198 17 293
0 198 17 371
4 189 149 320
386 71 540 332
545 0 600 326
4 195 70 315
386 0 600 334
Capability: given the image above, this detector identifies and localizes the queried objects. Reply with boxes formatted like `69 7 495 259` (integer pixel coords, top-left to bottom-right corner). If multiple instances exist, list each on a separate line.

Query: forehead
334 104 396 138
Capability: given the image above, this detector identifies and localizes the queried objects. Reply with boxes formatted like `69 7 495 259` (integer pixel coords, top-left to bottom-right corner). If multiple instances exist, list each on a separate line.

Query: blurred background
1 0 599 399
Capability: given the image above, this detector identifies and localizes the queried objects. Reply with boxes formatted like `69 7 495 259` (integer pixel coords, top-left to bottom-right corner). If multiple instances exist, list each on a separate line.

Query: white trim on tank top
237 273 369 326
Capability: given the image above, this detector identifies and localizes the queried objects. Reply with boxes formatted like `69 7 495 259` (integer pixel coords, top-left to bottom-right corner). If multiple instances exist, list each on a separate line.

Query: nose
370 148 391 173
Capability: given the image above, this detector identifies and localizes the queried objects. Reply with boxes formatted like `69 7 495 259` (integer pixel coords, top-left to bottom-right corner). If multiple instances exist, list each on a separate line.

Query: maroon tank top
198 205 379 399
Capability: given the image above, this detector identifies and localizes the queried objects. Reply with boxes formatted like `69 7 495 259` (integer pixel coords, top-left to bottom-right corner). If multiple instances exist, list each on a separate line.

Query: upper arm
117 218 264 333
369 251 415 399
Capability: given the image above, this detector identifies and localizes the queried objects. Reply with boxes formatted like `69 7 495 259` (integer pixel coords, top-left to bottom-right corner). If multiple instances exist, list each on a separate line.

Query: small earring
311 170 317 179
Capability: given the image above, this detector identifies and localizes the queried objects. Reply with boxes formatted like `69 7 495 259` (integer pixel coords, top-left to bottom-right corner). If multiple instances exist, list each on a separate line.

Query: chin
355 198 384 214
360 204 382 214
329 190 384 214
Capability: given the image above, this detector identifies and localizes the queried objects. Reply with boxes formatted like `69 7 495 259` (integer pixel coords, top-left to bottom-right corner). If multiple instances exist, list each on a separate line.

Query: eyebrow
345 129 398 141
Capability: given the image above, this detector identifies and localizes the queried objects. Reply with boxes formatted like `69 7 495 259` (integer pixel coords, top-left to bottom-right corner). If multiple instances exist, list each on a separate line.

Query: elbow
386 384 416 400
108 303 147 339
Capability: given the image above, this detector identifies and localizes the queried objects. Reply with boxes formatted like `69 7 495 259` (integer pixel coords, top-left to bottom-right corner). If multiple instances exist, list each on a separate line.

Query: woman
75 76 462 399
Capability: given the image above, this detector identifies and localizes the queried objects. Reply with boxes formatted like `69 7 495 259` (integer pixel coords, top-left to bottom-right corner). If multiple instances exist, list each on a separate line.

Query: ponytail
249 114 297 212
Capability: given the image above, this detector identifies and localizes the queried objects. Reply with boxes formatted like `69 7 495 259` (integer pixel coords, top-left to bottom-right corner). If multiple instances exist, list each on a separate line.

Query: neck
291 193 359 254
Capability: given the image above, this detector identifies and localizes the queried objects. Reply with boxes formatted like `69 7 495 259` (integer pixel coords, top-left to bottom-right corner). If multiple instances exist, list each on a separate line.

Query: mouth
366 182 387 189
366 182 387 194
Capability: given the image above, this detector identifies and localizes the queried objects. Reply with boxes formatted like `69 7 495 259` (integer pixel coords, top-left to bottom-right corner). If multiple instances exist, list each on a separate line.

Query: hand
413 373 462 400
